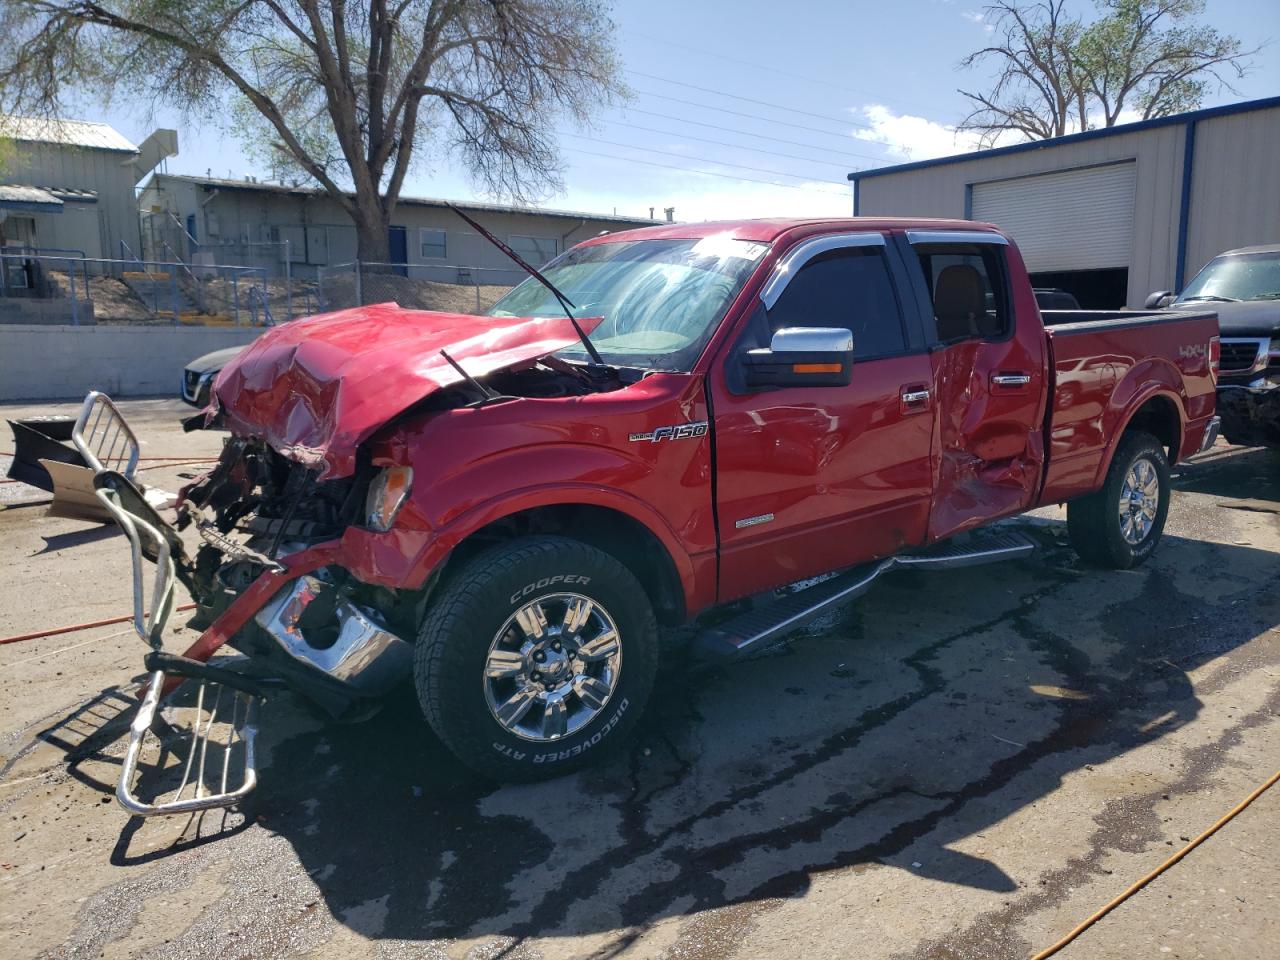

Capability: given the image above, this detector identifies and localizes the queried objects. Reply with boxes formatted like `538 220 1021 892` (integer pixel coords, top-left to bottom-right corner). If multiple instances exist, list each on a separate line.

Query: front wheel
1067 431 1171 569
414 535 658 781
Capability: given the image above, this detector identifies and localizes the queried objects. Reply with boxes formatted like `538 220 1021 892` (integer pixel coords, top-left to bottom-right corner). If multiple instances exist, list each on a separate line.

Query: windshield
1178 252 1280 302
487 235 768 371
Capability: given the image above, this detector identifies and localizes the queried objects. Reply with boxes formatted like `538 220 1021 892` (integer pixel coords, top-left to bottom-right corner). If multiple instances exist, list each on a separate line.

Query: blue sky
99 0 1279 222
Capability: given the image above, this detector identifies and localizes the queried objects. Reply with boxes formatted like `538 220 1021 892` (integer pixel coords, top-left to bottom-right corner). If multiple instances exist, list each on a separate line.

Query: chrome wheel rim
483 593 622 743
1119 457 1160 545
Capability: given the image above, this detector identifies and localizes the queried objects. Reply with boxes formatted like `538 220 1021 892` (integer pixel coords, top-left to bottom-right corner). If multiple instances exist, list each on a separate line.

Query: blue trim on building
847 95 1280 182
1174 120 1198 292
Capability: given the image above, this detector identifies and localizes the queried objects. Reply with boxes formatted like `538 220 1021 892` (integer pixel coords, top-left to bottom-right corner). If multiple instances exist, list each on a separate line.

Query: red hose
0 603 198 646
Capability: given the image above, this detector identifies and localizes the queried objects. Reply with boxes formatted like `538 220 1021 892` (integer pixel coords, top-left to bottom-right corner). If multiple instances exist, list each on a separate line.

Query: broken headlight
365 466 413 531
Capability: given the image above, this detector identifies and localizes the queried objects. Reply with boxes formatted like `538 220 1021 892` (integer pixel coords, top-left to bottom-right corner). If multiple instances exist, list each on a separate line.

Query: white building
849 96 1280 308
138 173 662 283
0 116 176 260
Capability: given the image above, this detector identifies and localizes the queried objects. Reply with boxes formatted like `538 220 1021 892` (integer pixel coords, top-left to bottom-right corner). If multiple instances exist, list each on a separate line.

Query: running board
695 531 1036 660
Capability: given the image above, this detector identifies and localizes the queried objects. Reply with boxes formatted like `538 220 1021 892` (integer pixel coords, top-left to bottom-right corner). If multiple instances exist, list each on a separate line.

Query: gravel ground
1 399 1277 960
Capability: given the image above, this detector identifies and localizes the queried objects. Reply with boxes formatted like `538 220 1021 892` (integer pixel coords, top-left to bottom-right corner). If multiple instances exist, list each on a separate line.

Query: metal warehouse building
849 95 1280 309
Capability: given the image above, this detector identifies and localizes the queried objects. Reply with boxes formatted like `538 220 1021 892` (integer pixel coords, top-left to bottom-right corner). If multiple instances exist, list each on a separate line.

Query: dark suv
1149 244 1280 448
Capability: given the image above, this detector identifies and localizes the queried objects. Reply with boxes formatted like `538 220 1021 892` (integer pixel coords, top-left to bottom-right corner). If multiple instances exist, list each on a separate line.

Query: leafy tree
958 0 1259 146
0 1 625 262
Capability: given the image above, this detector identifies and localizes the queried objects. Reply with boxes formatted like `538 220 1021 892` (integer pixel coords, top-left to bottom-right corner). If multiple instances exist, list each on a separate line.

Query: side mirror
743 327 853 388
1144 290 1174 309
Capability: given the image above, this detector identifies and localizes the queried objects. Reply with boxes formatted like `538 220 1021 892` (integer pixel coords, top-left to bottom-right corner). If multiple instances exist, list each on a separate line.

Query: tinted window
766 248 906 359
915 245 1010 341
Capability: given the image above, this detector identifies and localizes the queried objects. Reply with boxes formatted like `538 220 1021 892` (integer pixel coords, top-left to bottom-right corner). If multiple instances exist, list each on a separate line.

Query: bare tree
0 1 625 262
958 0 1258 147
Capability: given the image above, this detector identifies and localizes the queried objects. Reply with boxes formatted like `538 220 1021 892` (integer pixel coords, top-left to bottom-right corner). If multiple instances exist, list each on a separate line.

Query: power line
623 106 887 165
601 120 855 168
624 30 939 115
635 88 876 142
563 146 852 196
562 132 847 186
629 69 875 130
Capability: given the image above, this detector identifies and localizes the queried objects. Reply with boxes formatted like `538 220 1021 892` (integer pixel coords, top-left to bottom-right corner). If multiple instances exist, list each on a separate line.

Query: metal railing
0 252 270 326
315 261 518 314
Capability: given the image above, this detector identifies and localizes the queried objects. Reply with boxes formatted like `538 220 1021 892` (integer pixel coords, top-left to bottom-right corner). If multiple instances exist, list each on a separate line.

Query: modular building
0 116 175 260
848 96 1280 308
138 173 662 282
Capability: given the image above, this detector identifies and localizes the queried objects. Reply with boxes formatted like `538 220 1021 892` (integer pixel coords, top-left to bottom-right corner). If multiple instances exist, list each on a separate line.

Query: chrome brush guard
80 394 263 816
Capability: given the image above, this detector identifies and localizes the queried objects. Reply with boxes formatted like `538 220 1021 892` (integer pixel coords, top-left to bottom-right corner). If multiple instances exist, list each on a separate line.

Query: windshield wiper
447 203 606 366
1181 295 1239 303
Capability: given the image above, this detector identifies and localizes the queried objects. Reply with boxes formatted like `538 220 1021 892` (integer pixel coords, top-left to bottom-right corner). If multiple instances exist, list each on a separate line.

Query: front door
906 233 1047 541
387 225 408 277
711 233 936 602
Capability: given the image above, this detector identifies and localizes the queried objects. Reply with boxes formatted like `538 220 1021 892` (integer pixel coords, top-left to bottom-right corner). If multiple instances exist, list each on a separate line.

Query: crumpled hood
212 302 600 478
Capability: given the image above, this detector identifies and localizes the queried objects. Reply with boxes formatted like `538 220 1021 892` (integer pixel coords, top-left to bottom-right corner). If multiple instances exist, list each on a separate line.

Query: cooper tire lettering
509 574 592 605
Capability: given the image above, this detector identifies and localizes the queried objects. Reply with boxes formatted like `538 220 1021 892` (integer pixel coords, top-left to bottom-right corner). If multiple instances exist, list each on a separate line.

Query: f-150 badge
629 420 709 443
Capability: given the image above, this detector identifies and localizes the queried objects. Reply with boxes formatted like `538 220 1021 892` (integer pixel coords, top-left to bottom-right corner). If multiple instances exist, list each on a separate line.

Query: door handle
900 385 931 414
991 373 1032 387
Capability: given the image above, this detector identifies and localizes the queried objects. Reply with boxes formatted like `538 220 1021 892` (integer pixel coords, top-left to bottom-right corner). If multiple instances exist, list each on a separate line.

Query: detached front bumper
82 393 416 815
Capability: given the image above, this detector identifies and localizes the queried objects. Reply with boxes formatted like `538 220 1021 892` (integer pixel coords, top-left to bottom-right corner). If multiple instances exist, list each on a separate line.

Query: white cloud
851 104 1150 167
961 10 995 32
852 105 992 162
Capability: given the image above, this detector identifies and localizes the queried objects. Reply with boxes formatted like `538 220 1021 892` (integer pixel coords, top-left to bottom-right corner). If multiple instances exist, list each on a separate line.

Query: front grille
1219 340 1262 372
183 369 202 401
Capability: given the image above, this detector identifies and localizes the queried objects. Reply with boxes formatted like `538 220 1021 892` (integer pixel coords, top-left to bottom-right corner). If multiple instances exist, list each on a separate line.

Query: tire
1067 430 1171 569
414 535 658 781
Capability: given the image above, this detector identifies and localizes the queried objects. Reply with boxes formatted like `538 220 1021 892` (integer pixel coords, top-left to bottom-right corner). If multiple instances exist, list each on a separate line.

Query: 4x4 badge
629 420 709 443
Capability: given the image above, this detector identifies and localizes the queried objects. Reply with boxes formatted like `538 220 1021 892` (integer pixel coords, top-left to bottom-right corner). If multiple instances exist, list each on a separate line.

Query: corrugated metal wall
4 140 140 258
855 104 1279 307
1184 107 1280 280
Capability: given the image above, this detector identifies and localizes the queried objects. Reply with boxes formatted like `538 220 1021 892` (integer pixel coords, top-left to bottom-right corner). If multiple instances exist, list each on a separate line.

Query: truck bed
1037 307 1219 505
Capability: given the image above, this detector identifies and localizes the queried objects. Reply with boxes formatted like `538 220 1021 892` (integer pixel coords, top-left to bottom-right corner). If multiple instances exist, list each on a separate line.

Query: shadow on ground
40 443 1280 956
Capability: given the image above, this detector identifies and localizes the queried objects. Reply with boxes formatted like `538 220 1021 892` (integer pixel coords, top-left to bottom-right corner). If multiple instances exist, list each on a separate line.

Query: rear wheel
414 535 658 780
1067 431 1171 569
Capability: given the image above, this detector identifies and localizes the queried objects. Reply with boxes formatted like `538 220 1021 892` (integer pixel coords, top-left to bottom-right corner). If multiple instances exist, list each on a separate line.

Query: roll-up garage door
970 162 1135 272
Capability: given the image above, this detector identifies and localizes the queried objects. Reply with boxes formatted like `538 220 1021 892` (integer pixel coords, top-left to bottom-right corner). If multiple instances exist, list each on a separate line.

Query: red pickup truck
84 217 1220 811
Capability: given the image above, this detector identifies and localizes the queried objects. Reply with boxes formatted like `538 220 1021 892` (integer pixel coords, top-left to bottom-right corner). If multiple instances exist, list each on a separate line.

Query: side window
915 244 1010 342
766 248 907 360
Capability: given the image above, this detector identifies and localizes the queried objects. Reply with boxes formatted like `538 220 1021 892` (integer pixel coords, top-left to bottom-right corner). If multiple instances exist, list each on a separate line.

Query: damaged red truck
87 218 1220 810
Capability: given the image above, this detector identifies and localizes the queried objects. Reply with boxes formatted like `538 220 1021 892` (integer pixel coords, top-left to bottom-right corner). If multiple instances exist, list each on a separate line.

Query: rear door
710 232 936 601
902 230 1047 541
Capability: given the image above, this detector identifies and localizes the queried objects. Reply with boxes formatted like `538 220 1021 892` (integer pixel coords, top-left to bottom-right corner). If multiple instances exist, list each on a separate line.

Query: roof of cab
577 217 1003 247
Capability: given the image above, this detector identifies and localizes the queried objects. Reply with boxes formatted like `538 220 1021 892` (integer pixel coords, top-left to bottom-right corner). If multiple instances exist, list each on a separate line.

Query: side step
695 530 1036 660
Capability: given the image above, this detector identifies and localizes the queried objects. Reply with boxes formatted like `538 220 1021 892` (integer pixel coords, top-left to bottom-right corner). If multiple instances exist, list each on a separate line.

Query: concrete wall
0 325 260 401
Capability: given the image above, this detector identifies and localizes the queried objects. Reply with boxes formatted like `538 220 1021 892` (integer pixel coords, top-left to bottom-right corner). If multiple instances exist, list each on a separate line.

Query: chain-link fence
0 251 271 326
315 262 517 314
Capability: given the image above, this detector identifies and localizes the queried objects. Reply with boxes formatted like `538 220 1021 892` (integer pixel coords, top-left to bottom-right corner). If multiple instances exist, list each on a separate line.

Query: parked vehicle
1033 287 1082 311
1146 244 1280 448
181 346 246 407
84 217 1219 813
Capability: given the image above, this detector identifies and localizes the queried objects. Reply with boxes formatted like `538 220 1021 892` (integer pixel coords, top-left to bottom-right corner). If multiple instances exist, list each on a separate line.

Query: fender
400 481 705 607
1091 365 1187 488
